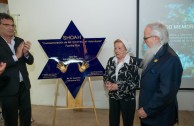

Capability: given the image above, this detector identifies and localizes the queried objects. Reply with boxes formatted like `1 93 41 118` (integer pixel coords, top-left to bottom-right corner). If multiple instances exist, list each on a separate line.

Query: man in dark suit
137 22 183 126
0 13 34 126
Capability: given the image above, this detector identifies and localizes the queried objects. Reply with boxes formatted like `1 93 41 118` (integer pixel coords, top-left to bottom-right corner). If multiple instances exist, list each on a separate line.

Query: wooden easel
52 77 99 126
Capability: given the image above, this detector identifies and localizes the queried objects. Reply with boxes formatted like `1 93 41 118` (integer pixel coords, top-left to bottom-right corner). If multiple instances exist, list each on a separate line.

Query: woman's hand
105 81 118 91
111 84 118 91
105 81 112 90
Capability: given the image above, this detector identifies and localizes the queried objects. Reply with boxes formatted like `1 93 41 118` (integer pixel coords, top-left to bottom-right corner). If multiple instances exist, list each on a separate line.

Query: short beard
142 44 161 69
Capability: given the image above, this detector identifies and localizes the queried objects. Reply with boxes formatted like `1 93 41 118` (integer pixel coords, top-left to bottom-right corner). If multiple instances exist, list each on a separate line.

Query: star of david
38 21 105 98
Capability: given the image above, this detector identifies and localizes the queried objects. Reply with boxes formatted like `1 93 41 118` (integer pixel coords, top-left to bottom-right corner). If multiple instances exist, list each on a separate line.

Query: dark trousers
0 82 31 126
109 98 136 126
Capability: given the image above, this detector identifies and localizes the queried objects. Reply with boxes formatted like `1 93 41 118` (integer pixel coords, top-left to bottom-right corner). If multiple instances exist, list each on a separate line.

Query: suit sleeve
23 52 34 65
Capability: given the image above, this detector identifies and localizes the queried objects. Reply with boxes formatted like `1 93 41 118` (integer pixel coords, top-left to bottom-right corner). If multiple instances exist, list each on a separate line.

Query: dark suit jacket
139 44 183 126
0 36 34 96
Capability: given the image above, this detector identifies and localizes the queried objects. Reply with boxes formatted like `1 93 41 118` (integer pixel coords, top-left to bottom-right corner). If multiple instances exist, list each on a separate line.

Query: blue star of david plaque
38 21 105 98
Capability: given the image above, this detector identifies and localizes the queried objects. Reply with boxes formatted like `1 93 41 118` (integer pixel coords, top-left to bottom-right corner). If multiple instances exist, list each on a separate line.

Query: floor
0 105 194 126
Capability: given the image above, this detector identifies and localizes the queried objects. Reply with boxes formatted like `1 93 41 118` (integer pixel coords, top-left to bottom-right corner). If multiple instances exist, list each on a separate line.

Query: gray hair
114 38 134 56
146 22 169 44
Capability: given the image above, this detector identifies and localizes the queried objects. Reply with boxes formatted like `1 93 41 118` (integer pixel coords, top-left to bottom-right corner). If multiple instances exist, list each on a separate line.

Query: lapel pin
154 59 158 63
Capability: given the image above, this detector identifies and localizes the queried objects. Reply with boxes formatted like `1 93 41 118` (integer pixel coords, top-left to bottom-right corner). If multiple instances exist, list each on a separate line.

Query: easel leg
52 79 59 126
88 77 99 126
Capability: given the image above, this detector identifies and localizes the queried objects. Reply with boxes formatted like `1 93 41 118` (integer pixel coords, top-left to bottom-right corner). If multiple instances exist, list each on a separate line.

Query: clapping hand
0 62 6 75
23 41 31 56
16 42 24 59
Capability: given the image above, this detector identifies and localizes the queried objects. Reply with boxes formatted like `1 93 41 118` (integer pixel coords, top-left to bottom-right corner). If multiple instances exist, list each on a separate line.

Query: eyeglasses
143 36 153 41
1 23 16 28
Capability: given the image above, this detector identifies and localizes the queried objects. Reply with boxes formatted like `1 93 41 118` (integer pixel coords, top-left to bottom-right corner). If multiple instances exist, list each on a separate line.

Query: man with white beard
137 22 183 126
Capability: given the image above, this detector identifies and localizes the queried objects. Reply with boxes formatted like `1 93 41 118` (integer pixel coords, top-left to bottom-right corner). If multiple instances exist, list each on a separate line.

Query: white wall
0 3 9 13
8 0 194 110
8 0 137 108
